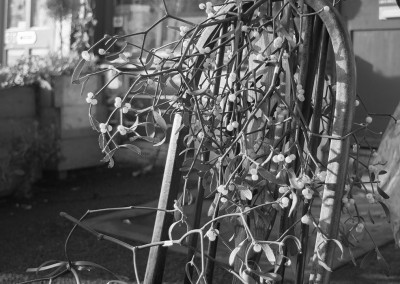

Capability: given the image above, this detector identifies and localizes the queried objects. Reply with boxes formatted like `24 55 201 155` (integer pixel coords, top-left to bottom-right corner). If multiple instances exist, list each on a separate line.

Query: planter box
40 75 108 172
0 86 39 197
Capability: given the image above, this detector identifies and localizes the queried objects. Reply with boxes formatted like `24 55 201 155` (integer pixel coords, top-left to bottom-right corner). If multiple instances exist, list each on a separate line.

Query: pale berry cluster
365 116 373 124
272 153 296 164
99 123 112 134
122 103 131 114
117 125 127 135
241 25 249 32
114 97 122 108
316 170 327 181
249 167 259 181
85 92 98 105
273 36 283 49
198 2 215 18
302 186 313 200
342 195 355 208
179 26 190 37
296 83 305 102
226 120 239 131
81 50 92 61
250 30 260 41
365 193 375 204
355 222 364 233
301 214 313 225
203 54 216 70
199 46 211 55
280 196 290 208
252 243 262 253
205 227 219 241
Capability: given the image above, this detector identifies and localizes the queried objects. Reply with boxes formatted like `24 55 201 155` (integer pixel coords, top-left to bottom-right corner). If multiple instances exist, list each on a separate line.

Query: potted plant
20 1 394 283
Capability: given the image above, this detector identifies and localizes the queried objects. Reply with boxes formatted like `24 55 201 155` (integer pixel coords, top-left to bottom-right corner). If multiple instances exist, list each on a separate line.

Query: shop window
31 0 51 27
7 0 26 29
31 48 49 57
6 49 25 65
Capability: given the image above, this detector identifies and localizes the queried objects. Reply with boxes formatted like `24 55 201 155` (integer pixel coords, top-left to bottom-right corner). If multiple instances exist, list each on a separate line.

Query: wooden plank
0 118 37 142
55 136 105 171
0 87 36 118
53 75 102 107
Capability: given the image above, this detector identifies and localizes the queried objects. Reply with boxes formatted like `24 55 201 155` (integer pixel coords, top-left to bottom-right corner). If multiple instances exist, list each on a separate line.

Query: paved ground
0 165 399 283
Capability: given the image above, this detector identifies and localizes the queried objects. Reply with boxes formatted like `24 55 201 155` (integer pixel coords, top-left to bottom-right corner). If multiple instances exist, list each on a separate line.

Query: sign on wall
379 0 400 20
5 31 37 45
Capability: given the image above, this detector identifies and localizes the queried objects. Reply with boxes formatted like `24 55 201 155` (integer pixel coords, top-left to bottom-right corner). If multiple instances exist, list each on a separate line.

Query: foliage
0 52 98 90
0 122 58 198
71 0 97 54
23 0 394 284
45 0 80 21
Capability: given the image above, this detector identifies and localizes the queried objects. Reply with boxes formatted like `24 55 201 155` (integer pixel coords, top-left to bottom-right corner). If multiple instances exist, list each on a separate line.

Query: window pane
31 0 51 27
6 49 25 65
31 48 49 57
7 0 26 29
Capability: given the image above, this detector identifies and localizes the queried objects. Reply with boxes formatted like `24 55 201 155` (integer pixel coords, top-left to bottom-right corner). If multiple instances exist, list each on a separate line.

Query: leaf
329 239 344 260
145 50 155 69
72 59 86 84
239 187 253 200
253 271 281 282
121 144 141 155
376 248 391 276
229 239 247 266
224 156 240 183
287 168 302 190
261 243 276 264
101 148 117 168
368 208 375 224
229 246 241 266
318 260 332 272
208 195 218 217
146 112 155 138
153 109 168 130
99 134 106 149
89 116 101 131
257 167 280 184
153 133 167 147
288 190 298 218
360 249 377 269
189 87 209 96
377 186 390 199
167 76 181 91
370 172 376 182
131 80 146 93
378 201 391 223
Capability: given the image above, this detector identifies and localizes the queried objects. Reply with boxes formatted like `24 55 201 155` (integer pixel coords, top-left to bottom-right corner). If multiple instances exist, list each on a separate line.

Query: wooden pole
144 114 188 284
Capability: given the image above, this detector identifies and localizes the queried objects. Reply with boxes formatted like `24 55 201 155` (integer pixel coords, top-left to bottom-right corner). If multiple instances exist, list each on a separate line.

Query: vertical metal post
303 0 356 283
144 114 188 284
296 27 330 284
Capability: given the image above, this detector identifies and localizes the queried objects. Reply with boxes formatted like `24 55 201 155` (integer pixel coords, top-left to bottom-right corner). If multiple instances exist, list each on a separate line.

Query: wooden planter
0 86 39 197
40 75 108 174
